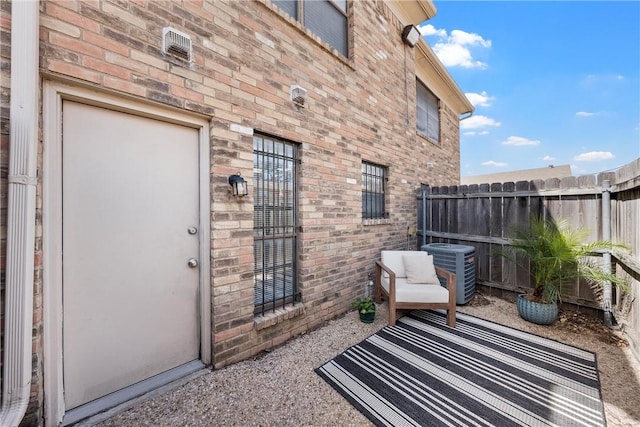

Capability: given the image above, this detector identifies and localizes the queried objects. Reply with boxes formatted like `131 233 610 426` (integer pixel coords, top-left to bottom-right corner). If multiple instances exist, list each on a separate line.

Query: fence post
602 180 612 325
421 187 429 247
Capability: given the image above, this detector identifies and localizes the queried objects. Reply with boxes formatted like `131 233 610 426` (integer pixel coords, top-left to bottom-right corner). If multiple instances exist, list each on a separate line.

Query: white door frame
42 80 211 426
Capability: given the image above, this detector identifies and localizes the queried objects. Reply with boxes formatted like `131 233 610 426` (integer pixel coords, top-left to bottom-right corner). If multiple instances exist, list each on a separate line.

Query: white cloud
460 115 501 130
433 42 488 69
573 151 615 162
482 160 508 167
542 155 556 161
463 130 490 136
419 24 491 69
418 24 447 38
578 110 613 118
501 136 540 146
433 43 487 69
580 74 626 86
465 91 494 108
450 30 491 48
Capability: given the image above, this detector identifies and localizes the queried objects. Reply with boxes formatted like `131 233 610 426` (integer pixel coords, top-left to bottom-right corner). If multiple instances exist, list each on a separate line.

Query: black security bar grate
253 134 299 315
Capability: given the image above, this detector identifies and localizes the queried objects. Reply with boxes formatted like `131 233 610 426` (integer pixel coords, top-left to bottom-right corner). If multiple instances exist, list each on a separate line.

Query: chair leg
388 299 396 326
447 309 456 327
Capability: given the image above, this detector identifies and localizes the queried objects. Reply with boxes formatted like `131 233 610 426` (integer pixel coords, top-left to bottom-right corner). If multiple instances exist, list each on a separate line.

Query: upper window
416 79 440 143
362 162 387 220
273 0 348 57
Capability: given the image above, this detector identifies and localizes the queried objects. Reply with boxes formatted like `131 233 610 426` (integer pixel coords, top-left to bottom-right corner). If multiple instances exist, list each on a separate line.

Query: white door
62 101 201 409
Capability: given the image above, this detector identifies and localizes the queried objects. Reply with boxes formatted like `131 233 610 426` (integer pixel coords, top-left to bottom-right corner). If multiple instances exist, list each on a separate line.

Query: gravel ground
95 294 640 427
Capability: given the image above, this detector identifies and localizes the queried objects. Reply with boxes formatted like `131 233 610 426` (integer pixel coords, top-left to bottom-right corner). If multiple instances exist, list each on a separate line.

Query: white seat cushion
381 277 449 303
397 281 449 303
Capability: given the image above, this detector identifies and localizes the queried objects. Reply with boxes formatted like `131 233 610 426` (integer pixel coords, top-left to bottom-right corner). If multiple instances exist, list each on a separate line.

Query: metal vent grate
290 85 307 107
162 27 191 61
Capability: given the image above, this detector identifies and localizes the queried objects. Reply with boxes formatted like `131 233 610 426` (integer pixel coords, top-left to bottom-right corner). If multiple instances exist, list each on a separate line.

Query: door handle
187 258 198 268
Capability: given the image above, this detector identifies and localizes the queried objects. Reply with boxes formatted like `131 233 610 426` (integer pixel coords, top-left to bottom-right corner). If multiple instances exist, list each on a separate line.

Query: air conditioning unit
421 243 476 305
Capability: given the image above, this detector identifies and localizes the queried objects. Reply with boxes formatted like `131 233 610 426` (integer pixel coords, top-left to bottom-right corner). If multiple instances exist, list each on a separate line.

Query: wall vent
290 85 307 107
162 27 192 61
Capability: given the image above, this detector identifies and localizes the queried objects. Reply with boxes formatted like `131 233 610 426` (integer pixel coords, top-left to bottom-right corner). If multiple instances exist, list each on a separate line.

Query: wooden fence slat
422 161 639 315
419 158 639 365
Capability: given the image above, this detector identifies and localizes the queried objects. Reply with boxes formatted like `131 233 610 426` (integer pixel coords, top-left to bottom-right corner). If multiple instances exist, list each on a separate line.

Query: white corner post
0 0 39 426
601 180 613 326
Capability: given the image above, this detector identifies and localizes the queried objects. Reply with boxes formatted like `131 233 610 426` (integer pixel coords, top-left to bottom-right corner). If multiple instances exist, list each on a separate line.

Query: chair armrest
375 260 397 294
376 260 396 280
435 266 456 290
435 266 457 304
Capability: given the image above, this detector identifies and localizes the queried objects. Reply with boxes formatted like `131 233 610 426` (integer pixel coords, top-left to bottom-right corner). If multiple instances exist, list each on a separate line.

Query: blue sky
419 1 640 178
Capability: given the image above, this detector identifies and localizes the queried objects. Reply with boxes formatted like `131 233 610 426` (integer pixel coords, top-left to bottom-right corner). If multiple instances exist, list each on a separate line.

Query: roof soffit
387 0 437 24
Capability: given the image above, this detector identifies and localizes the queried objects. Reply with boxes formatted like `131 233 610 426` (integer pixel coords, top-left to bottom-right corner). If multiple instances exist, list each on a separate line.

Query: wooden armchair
374 250 456 327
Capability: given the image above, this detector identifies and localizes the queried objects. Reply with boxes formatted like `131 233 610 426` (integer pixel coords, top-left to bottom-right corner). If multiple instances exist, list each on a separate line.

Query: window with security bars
253 134 299 315
416 79 440 143
272 0 349 57
362 162 387 219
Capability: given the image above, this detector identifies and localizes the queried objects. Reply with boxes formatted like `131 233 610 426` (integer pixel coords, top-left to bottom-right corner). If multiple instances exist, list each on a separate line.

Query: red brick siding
0 1 463 425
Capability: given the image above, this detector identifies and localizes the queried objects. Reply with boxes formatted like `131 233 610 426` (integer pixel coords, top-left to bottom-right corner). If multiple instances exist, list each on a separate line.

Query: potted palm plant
352 296 376 323
503 215 628 325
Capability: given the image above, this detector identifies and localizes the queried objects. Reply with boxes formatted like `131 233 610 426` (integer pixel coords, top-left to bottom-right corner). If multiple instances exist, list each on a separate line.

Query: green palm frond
503 216 630 304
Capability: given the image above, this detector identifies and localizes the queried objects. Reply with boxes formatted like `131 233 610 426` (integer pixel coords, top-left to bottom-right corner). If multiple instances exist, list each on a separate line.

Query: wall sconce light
228 173 248 198
401 25 421 48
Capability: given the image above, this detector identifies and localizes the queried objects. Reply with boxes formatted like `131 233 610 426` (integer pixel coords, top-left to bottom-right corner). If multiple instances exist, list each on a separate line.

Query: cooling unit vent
422 243 476 305
163 27 192 61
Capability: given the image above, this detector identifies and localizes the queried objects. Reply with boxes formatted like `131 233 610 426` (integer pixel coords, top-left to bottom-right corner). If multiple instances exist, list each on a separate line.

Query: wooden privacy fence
417 158 640 357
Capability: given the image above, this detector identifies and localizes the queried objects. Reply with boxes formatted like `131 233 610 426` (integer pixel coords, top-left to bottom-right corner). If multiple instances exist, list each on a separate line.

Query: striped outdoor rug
315 310 606 427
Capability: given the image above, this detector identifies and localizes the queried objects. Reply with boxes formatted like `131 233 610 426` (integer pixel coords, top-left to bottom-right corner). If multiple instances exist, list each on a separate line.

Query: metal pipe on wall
602 180 613 326
0 1 39 426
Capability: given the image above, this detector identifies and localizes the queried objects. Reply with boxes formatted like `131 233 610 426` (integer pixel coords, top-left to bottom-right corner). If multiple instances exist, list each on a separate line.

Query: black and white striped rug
315 310 606 427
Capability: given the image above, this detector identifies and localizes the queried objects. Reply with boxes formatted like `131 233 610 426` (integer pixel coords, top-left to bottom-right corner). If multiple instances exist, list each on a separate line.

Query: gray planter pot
516 293 558 325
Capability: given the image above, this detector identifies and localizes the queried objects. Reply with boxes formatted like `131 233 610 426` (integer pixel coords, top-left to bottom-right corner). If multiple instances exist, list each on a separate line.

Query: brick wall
1 1 463 425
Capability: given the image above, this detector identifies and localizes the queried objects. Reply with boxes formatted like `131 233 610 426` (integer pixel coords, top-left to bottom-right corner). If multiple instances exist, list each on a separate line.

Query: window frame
416 79 441 144
253 133 300 315
271 0 350 58
361 161 388 220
